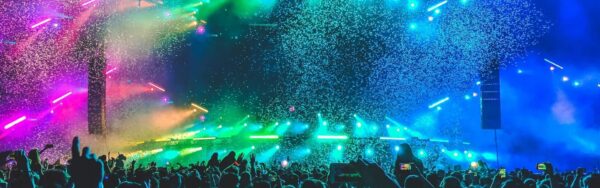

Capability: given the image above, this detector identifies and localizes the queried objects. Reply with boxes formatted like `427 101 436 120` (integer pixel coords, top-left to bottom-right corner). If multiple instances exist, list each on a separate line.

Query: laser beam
4 116 27 129
105 67 117 75
428 97 450 109
191 103 208 113
317 135 348 140
379 137 407 141
249 135 279 139
427 1 447 12
148 82 166 92
544 58 564 69
52 92 73 104
82 0 97 6
193 137 216 141
31 18 52 29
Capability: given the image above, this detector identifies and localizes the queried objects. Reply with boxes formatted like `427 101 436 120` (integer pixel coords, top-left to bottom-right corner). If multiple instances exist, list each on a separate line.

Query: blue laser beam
427 1 448 12
428 97 450 109
544 58 563 69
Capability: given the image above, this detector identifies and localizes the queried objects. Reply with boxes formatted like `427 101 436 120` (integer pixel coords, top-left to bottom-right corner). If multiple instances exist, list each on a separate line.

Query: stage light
217 125 222 129
286 121 291 126
472 92 478 97
322 121 327 126
191 103 208 113
181 147 202 155
550 66 555 71
317 135 348 140
82 0 97 6
436 106 442 111
428 16 434 21
306 149 311 153
428 97 450 109
52 92 73 104
31 18 52 29
4 116 27 129
427 1 447 12
275 122 279 126
379 137 407 141
52 23 59 27
453 152 459 157
463 150 468 154
281 160 289 167
251 146 256 150
356 122 362 127
148 82 166 92
395 146 400 152
404 127 408 130
544 58 564 69
573 81 581 87
467 153 473 158
562 76 569 82
597 83 600 88
386 124 390 128
434 9 441 14
396 128 401 132
336 145 343 151
470 161 478 168
409 23 418 30
275 145 280 149
366 149 373 155
464 95 471 100
244 123 248 127
418 150 425 156
460 0 468 5
441 149 446 153
476 81 481 85
372 126 378 130
517 69 523 74
249 135 279 139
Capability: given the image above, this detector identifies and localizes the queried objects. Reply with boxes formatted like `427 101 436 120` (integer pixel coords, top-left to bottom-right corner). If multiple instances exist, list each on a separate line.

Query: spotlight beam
4 116 27 129
52 92 73 104
31 18 52 29
105 67 117 75
193 137 216 141
428 97 450 109
427 1 448 12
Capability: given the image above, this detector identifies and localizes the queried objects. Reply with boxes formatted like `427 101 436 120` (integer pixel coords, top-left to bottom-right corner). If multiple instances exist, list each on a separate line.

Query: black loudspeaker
480 65 501 130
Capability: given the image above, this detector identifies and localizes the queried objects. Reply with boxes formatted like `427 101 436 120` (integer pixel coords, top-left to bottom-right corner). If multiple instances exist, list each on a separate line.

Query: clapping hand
69 137 105 188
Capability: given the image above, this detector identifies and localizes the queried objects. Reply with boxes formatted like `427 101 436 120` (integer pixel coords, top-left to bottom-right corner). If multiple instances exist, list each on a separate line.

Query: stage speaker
480 65 501 129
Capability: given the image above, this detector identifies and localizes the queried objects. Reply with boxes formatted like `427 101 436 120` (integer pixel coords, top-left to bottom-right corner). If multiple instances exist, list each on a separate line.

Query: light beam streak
191 103 209 113
427 1 448 12
82 0 97 6
428 97 450 109
544 58 564 69
379 137 407 141
148 82 166 92
317 135 348 140
105 67 117 74
52 92 73 104
4 116 27 129
249 135 279 139
31 18 52 29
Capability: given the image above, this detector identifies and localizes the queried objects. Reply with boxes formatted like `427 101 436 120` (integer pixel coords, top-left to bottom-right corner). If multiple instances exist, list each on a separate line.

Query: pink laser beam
31 18 52 29
82 0 97 6
106 67 117 74
4 116 27 129
52 92 73 104
148 82 166 92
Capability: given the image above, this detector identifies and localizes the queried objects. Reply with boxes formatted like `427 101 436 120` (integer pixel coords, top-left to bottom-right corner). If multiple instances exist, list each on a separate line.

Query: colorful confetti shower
1 0 599 170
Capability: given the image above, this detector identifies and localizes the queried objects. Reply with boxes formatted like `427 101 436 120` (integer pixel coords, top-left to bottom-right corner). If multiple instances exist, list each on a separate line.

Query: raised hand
69 136 105 188
14 149 35 188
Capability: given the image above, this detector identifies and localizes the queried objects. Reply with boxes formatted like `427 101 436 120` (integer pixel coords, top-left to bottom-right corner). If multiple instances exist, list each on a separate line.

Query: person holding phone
393 144 426 186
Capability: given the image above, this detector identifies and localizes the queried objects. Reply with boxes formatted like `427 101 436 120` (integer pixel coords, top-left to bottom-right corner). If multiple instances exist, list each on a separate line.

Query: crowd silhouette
0 137 598 188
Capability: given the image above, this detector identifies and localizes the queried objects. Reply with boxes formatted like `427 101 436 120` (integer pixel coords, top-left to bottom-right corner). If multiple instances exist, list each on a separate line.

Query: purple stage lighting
31 18 52 29
4 116 27 130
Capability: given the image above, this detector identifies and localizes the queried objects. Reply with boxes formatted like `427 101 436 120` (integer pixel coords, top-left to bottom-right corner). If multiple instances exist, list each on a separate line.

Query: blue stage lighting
517 69 523 74
562 76 569 82
464 95 471 100
573 81 581 87
395 146 400 152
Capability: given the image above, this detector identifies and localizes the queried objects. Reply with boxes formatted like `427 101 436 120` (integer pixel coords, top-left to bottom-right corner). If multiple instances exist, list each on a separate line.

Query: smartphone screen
400 163 412 171
499 168 506 178
537 163 546 171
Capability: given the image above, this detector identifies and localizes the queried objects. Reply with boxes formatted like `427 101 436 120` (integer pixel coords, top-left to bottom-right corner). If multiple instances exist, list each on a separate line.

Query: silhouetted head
404 175 424 187
39 169 68 188
441 176 462 188
219 173 239 188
